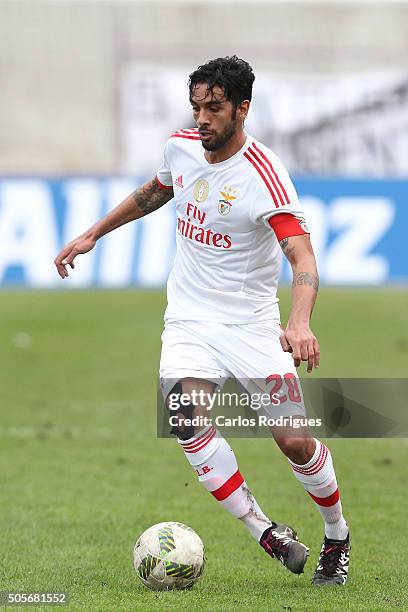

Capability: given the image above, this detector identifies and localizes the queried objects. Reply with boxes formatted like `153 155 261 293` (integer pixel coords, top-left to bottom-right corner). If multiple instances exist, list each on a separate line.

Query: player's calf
166 378 214 439
178 424 273 540
166 381 195 440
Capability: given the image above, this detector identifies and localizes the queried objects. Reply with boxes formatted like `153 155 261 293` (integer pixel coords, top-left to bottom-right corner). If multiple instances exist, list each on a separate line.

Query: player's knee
166 382 195 440
276 436 312 463
166 382 183 411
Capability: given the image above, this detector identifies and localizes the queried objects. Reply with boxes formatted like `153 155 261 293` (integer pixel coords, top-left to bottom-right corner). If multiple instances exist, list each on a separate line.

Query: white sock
179 426 272 541
289 439 349 541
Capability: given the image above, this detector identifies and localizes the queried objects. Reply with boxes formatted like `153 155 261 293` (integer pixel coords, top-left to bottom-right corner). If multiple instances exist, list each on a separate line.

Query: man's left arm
279 234 320 373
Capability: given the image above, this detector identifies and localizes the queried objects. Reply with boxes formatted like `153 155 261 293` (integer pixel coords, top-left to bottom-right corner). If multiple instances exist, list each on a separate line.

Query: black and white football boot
260 523 309 575
312 533 351 586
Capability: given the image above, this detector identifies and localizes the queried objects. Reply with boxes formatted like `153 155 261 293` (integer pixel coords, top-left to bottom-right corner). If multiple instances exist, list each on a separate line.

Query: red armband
268 213 309 241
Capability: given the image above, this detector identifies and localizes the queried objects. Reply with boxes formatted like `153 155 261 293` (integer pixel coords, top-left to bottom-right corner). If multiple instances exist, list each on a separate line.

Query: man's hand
53 177 174 279
280 324 320 373
54 234 96 278
277 234 320 373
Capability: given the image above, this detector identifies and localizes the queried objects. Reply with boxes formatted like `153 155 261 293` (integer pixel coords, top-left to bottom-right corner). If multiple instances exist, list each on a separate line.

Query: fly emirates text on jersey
177 202 232 250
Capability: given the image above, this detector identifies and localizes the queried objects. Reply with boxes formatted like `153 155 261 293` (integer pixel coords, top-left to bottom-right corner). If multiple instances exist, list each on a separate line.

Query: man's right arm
54 177 174 278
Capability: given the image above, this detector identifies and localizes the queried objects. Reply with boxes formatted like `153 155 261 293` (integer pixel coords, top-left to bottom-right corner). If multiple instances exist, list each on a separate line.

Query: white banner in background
120 65 408 177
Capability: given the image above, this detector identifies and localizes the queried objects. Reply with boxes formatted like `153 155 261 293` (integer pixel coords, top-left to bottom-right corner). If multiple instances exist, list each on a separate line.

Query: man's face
190 83 246 151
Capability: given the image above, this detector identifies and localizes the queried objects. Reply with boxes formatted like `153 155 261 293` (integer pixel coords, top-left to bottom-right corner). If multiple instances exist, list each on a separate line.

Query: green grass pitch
0 288 407 611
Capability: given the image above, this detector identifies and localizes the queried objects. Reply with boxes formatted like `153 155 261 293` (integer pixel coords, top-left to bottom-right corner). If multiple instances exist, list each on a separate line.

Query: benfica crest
218 186 237 216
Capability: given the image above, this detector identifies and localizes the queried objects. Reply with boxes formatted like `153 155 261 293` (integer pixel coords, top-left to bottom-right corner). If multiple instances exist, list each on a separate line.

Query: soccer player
54 56 350 585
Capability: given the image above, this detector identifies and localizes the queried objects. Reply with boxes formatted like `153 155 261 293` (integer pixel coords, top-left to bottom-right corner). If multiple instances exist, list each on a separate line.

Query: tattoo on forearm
132 178 174 215
279 237 295 259
293 272 319 290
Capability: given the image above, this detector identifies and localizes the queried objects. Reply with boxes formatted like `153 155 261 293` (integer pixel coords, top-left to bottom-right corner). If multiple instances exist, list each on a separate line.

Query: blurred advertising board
0 177 406 288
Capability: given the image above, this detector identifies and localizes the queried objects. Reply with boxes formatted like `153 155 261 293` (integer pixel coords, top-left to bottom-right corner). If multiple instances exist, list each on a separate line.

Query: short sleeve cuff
156 176 173 189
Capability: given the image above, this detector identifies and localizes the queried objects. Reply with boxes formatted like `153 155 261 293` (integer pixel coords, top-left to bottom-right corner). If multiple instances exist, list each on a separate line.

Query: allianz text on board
0 178 405 287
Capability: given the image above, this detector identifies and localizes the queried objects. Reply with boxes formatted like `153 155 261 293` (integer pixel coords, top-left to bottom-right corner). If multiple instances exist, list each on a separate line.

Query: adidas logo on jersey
175 175 183 188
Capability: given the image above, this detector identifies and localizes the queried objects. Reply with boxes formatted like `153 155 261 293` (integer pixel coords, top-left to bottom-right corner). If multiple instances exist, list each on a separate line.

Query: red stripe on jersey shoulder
244 142 290 207
171 128 201 140
252 142 290 205
170 134 201 140
244 148 280 208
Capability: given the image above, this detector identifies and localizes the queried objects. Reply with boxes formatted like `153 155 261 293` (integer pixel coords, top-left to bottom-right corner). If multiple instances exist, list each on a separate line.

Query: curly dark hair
188 56 255 109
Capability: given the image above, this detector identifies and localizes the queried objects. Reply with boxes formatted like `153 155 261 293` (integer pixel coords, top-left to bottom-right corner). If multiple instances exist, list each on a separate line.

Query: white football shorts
159 319 306 418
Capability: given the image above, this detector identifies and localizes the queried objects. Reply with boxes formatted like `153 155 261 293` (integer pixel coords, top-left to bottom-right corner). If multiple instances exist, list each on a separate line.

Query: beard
200 116 238 151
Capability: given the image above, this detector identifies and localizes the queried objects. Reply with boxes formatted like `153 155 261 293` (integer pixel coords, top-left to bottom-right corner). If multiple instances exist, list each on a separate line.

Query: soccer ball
133 521 205 590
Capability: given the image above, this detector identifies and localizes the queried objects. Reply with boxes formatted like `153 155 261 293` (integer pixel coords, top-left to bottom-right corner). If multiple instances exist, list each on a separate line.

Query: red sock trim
308 488 340 507
180 427 216 453
211 470 244 501
292 444 328 476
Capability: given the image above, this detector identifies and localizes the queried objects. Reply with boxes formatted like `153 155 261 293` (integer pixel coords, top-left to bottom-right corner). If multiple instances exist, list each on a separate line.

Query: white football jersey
157 129 308 324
